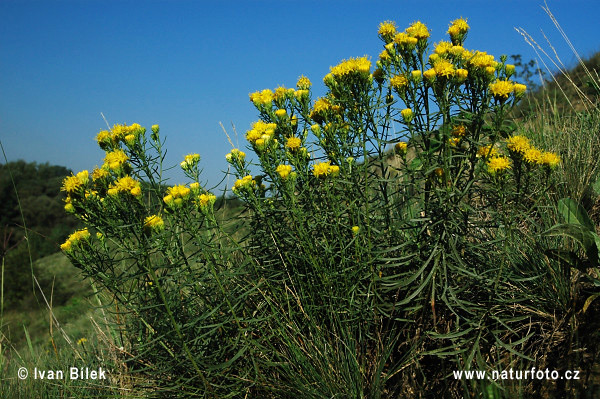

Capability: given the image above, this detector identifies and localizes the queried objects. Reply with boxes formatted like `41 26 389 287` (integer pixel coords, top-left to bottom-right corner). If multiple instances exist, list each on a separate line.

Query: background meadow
2 1 600 398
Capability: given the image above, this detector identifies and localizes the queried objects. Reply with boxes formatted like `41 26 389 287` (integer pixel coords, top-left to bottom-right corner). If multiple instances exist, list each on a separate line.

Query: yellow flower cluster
249 89 274 106
285 136 302 151
489 80 517 101
448 17 469 44
395 142 408 155
312 161 340 178
246 120 277 146
390 74 409 91
103 149 129 172
180 153 200 171
60 228 91 253
144 214 165 234
406 21 430 40
196 193 217 211
310 97 342 124
233 175 256 194
296 75 312 90
378 20 398 42
487 156 511 174
96 123 144 150
328 56 371 79
226 148 246 163
506 135 561 167
62 170 89 195
401 108 414 122
276 164 293 180
164 184 191 207
107 175 142 197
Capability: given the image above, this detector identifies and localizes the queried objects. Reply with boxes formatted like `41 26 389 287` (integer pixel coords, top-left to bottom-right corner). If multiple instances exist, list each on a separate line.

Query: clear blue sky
1 0 599 190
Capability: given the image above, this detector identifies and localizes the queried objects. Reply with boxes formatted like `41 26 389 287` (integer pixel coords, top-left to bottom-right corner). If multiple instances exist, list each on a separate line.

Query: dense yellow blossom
378 20 397 42
61 228 91 253
406 21 430 40
196 193 217 209
246 121 277 144
286 136 302 151
540 151 561 168
523 147 543 165
395 142 408 155
276 164 293 180
448 17 469 43
487 156 511 174
249 89 274 106
103 149 129 171
514 83 527 96
144 214 165 233
393 32 418 48
477 144 499 158
401 108 414 122
506 135 531 155
433 59 455 78
62 170 89 194
490 80 515 101
390 74 409 90
452 125 467 137
312 161 339 178
423 69 436 81
108 176 142 197
434 41 453 55
233 175 256 194
329 56 371 78
296 75 312 90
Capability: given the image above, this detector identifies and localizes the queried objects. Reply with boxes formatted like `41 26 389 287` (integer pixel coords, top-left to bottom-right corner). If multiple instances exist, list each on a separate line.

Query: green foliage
54 18 600 399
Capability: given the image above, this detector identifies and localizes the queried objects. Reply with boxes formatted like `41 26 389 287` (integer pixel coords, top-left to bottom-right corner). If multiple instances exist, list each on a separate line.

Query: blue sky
1 0 599 191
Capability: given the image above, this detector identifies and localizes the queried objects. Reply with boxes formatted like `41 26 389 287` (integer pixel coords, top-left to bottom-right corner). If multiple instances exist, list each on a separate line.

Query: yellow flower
401 108 414 123
393 32 418 49
285 136 302 151
514 83 527 96
423 68 436 82
108 176 142 197
489 80 515 101
233 175 256 194
433 59 455 78
523 147 543 165
351 226 360 235
506 135 531 155
61 228 91 253
61 170 89 194
448 17 469 43
144 214 165 233
95 130 112 149
296 75 312 90
181 153 200 171
467 51 496 70
434 41 453 55
406 21 430 40
455 68 469 82
276 164 293 180
246 121 276 144
487 156 511 174
448 137 461 147
395 142 408 155
275 109 287 118
452 125 467 137
378 20 398 42
540 151 561 168
477 144 498 158
313 161 339 178
103 149 129 171
196 193 217 210
390 74 409 91
77 338 88 346
411 70 422 81
329 56 371 79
